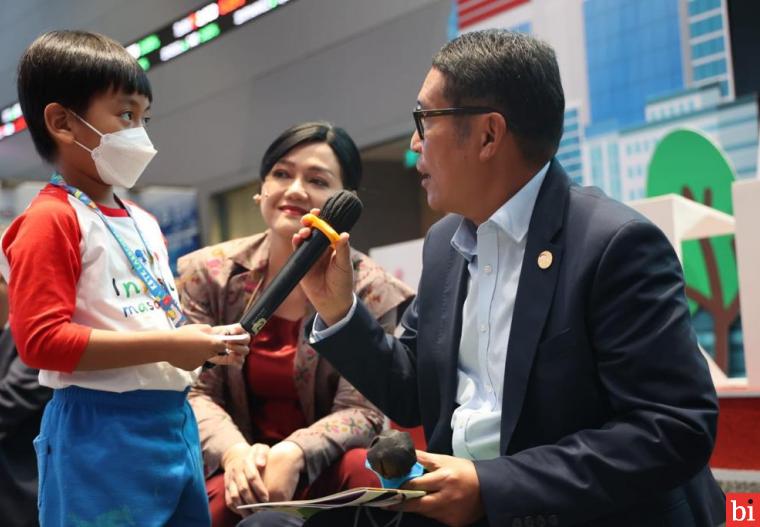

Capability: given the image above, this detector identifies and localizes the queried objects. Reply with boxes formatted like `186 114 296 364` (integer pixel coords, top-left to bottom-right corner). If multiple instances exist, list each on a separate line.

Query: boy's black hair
260 121 362 191
17 30 152 163
433 29 565 165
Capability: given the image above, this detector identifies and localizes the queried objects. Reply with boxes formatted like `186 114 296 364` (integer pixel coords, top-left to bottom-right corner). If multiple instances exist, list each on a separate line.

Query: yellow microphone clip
302 213 341 247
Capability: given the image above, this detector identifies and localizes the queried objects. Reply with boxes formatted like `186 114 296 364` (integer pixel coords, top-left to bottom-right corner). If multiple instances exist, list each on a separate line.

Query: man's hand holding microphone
292 207 355 327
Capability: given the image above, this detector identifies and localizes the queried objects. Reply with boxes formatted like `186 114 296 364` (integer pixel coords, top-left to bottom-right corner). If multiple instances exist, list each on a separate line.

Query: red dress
245 316 307 444
206 316 378 526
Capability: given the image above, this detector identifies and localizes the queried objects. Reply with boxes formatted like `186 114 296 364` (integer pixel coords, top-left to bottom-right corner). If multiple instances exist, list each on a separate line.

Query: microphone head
320 190 363 233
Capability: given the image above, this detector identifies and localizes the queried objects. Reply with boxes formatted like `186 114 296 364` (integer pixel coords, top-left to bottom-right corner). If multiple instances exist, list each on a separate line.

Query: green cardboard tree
647 129 740 372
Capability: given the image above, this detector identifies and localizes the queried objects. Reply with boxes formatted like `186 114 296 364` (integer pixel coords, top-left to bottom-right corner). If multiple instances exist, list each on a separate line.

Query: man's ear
43 103 76 146
479 112 507 161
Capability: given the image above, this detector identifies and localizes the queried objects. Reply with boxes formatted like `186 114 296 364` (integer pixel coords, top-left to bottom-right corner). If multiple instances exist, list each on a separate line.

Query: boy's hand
208 323 250 367
293 208 354 326
166 324 233 371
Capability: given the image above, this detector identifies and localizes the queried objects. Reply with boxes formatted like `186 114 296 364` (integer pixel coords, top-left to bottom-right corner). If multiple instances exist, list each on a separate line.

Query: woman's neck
267 232 295 271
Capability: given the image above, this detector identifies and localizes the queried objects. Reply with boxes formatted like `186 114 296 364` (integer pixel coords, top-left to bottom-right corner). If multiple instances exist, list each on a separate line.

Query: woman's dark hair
17 30 152 163
260 121 362 191
432 29 565 165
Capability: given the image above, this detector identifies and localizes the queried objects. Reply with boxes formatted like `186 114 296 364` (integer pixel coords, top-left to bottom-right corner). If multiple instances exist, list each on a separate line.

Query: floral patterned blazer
176 231 414 483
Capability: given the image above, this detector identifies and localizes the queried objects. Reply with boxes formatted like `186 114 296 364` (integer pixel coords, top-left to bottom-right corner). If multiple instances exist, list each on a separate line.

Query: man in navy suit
297 30 724 526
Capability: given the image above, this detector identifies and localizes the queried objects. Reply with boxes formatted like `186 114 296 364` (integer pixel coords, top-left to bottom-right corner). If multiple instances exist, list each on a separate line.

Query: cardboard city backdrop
443 0 759 378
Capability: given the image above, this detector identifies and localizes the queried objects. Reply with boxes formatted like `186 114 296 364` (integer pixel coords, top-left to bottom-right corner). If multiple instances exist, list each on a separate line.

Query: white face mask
72 113 157 189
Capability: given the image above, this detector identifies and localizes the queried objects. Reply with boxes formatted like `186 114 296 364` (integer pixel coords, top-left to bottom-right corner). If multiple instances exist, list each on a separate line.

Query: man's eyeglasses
412 107 500 140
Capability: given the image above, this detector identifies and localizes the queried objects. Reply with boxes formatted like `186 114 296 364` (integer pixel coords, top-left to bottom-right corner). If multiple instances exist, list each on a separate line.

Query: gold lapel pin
537 250 553 270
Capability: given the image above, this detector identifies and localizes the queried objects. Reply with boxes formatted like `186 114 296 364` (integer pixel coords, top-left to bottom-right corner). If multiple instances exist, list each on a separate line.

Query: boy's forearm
75 329 175 370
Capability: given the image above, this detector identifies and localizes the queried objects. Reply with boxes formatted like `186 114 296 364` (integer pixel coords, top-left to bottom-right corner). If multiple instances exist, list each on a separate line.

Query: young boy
0 30 250 526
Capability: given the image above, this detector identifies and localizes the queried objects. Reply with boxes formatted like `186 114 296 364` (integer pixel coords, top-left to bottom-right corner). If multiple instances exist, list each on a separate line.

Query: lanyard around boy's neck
49 173 186 327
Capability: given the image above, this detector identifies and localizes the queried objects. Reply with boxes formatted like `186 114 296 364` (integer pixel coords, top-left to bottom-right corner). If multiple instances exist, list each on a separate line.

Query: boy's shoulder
7 184 81 239
1 184 81 262
24 184 77 220
4 184 78 233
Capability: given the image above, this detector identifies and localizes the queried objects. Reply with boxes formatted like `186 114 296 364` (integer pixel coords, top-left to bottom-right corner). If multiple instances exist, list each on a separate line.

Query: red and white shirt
0 184 196 392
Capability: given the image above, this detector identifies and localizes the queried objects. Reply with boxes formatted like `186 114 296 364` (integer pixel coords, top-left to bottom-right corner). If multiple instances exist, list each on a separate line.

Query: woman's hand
293 208 355 326
262 441 306 503
221 442 270 516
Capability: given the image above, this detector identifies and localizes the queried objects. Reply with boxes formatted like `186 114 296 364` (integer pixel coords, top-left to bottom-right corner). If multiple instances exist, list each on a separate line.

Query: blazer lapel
218 238 268 442
225 271 260 322
293 317 319 424
500 161 570 453
434 242 469 439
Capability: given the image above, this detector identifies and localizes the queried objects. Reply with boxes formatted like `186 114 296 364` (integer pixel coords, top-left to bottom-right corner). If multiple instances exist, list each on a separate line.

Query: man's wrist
319 297 354 327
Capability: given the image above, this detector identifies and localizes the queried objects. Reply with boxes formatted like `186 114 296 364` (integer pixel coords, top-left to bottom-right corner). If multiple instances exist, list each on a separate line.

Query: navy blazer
313 161 725 526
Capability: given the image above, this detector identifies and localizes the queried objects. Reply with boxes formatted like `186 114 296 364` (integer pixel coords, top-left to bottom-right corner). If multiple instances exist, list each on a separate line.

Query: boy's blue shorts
34 386 210 527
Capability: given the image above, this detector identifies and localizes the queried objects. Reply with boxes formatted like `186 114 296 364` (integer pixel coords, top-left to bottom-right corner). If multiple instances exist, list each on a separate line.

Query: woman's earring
253 193 262 203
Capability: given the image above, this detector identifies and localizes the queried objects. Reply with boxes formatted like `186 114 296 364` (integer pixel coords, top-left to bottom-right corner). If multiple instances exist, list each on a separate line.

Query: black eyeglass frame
412 106 501 139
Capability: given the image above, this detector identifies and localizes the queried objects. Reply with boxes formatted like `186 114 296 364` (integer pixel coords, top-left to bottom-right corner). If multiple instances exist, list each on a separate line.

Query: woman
177 122 414 527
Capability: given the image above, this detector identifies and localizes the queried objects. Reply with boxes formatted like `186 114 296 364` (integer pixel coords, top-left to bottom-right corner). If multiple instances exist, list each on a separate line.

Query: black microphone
239 190 363 335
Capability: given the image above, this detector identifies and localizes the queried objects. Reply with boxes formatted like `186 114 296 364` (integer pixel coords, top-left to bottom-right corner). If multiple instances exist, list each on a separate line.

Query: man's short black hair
17 30 152 163
260 121 362 191
432 29 565 165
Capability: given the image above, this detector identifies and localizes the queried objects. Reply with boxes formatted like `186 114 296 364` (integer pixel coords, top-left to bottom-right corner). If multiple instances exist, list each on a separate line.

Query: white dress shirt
312 162 550 461
449 162 549 459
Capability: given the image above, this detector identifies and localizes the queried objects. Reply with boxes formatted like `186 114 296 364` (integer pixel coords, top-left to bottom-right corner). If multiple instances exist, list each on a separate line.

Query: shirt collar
451 161 550 262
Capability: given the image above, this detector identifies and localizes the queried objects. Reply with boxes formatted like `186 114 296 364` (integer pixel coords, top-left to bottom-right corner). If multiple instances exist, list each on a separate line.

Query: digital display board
0 0 293 142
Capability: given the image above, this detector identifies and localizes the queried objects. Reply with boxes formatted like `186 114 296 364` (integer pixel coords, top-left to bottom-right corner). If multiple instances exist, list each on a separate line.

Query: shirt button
483 264 492 275
479 324 487 333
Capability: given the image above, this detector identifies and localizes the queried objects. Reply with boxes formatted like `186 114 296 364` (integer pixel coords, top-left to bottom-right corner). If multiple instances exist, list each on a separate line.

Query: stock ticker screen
0 0 294 141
